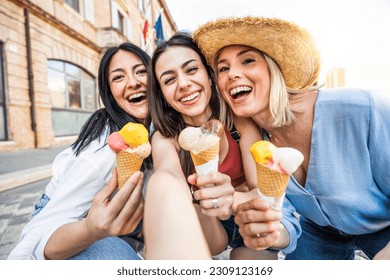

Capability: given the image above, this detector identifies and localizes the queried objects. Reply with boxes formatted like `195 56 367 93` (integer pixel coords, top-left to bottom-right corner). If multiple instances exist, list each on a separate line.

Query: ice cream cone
250 140 303 208
256 162 290 198
116 150 144 189
178 119 223 175
190 143 219 166
108 122 151 189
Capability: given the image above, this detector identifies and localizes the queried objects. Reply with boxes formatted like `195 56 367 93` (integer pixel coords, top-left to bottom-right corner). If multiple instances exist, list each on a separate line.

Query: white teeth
230 86 252 96
128 92 146 101
181 91 200 102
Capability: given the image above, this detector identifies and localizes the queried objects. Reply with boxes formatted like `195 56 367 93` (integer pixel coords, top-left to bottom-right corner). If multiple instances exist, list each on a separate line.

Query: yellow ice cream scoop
118 123 149 148
250 140 276 164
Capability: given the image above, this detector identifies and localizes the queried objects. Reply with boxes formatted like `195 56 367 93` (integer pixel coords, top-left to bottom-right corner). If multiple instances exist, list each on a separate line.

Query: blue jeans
68 236 140 260
31 193 50 219
285 217 390 260
221 216 234 246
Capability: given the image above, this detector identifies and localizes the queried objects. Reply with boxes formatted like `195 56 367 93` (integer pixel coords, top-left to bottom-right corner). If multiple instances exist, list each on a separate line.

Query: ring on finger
256 233 267 238
212 198 219 209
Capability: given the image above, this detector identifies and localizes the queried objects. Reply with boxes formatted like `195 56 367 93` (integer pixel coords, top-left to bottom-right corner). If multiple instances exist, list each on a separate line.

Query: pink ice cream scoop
107 132 128 154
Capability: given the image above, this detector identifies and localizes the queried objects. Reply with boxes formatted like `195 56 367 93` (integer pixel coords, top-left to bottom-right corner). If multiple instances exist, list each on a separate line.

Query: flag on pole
143 20 149 44
154 13 164 45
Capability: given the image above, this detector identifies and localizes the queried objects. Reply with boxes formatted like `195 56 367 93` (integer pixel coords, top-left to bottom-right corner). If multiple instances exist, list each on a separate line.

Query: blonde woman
194 16 390 260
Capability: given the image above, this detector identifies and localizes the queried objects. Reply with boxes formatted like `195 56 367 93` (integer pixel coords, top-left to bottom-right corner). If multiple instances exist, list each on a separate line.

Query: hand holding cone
107 123 151 189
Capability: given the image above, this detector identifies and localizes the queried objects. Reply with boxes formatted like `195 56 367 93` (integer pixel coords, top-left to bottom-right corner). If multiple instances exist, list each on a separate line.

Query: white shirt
8 129 148 259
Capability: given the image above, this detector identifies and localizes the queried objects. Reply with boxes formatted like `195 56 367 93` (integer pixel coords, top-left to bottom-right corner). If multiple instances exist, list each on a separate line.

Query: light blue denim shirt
280 87 390 253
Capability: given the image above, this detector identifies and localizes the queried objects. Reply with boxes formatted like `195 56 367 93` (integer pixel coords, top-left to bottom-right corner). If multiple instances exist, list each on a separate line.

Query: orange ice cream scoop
249 140 276 165
118 122 149 148
108 122 151 189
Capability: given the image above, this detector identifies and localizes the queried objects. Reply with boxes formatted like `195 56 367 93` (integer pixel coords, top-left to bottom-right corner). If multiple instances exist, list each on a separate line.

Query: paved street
0 145 67 259
0 179 49 259
0 147 64 175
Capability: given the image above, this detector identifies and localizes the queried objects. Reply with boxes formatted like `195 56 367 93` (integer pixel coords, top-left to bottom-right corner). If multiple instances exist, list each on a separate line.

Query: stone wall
0 0 177 152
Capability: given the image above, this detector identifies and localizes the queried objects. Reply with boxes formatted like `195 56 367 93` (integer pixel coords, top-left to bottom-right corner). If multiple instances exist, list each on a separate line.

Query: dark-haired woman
9 43 151 260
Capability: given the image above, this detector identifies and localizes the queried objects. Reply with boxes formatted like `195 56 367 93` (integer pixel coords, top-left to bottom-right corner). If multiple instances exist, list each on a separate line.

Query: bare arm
151 132 231 255
44 171 144 259
144 171 211 259
234 116 263 190
151 132 187 185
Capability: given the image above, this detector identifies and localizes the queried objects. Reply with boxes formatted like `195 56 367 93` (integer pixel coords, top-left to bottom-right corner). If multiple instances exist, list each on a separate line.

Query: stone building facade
0 0 177 152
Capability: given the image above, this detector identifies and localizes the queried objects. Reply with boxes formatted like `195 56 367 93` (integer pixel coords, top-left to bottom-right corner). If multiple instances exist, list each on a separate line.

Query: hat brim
193 16 321 90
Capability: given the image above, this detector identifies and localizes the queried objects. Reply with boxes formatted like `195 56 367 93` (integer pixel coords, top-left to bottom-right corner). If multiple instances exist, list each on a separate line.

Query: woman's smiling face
216 45 271 118
108 50 148 121
155 46 212 125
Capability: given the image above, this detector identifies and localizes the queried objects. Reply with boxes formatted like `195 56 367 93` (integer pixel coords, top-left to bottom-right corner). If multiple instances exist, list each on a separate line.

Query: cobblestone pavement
0 179 48 260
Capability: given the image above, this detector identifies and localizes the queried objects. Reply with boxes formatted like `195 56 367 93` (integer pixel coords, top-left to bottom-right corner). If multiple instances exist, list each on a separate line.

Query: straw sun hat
193 16 321 90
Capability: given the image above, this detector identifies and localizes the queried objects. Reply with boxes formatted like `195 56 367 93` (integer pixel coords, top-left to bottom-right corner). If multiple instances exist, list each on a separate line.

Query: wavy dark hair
146 32 232 177
71 42 151 168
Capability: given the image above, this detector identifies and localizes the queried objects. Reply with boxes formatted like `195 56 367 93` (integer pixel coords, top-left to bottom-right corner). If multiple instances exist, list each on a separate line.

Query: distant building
0 0 177 152
326 65 390 95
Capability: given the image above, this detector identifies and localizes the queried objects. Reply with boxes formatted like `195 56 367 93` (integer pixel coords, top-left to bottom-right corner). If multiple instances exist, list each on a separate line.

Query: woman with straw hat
193 16 390 260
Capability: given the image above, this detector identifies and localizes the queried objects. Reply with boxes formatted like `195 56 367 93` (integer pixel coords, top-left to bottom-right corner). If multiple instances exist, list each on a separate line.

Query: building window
138 0 146 13
65 0 80 13
64 0 95 23
84 0 95 23
111 0 129 35
47 60 96 111
47 60 96 136
117 11 124 33
0 43 7 140
126 18 133 41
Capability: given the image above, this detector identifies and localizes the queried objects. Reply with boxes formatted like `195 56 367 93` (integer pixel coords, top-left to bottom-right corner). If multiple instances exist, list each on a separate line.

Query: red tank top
218 130 246 187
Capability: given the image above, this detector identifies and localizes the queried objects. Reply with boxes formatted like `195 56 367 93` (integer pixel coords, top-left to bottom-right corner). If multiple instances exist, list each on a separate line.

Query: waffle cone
116 150 143 189
190 143 219 166
256 162 290 198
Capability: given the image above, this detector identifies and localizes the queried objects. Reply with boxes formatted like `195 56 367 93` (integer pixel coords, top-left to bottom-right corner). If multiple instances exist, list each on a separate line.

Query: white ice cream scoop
272 147 304 174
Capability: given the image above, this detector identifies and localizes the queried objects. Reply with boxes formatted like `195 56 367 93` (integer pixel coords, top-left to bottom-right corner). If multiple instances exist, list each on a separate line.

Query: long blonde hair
264 54 294 127
264 53 322 127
